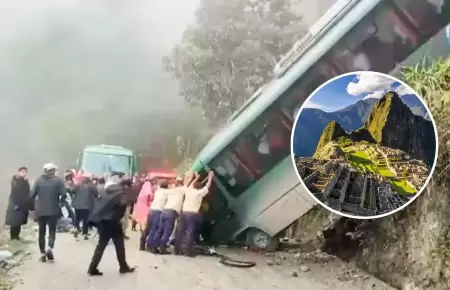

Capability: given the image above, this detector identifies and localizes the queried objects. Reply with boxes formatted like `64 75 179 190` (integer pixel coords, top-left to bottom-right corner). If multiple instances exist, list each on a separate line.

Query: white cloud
346 73 395 96
395 84 415 96
303 101 329 110
363 91 385 100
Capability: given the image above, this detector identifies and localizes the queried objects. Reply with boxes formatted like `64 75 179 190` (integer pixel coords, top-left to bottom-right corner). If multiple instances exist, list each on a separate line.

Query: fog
0 0 337 216
0 0 199 179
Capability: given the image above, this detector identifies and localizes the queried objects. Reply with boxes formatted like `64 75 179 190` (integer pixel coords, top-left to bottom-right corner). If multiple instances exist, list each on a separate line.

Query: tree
163 0 306 123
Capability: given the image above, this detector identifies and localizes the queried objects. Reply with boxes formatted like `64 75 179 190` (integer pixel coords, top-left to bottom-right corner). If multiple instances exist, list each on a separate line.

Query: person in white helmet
30 163 66 262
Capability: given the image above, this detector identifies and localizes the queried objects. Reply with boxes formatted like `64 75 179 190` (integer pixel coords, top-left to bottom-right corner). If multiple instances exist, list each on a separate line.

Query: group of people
5 162 215 276
137 171 214 256
5 164 136 275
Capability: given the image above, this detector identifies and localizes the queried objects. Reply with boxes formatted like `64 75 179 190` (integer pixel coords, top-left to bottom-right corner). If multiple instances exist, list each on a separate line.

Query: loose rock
300 265 310 272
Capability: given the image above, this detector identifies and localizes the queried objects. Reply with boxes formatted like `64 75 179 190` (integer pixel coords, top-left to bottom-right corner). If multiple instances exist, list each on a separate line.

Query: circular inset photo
291 71 438 219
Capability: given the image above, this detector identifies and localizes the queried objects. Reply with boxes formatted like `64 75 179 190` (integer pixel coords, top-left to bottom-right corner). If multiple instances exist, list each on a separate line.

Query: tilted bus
192 0 450 250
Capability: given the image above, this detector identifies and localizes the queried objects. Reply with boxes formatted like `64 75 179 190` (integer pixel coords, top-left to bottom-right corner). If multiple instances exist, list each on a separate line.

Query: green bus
77 144 137 177
192 0 450 250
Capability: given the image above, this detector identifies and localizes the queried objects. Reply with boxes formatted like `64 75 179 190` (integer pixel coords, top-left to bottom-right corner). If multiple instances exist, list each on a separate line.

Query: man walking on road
30 163 66 262
87 171 135 276
71 174 99 240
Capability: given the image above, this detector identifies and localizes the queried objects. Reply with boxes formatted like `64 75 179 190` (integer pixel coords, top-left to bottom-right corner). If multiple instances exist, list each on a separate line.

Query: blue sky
304 72 419 112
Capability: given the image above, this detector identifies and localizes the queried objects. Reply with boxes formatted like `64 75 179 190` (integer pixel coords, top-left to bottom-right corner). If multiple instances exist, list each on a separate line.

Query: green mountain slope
365 91 436 166
314 91 436 166
314 121 347 154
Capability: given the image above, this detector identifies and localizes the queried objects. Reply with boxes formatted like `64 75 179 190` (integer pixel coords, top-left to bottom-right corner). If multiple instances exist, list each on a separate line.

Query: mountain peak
364 90 409 142
380 90 403 106
314 121 347 154
364 90 435 165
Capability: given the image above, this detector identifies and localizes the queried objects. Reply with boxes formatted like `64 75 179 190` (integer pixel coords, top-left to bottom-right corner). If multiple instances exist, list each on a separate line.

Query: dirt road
10 231 394 290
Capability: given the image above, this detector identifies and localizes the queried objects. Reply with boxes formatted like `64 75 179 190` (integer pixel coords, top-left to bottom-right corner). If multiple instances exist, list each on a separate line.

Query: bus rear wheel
246 229 279 252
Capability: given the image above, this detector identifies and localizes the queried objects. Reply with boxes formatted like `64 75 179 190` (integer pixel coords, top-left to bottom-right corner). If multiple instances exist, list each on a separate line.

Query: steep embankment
365 91 435 166
292 79 450 289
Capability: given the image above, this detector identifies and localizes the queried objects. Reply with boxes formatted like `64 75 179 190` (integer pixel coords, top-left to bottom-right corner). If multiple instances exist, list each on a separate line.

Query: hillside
294 100 375 157
310 91 435 166
314 121 347 154
365 91 436 166
293 95 428 157
313 141 345 160
290 59 450 290
313 121 376 156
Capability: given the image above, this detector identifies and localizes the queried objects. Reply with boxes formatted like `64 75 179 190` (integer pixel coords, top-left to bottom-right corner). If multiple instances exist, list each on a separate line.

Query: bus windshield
81 152 132 175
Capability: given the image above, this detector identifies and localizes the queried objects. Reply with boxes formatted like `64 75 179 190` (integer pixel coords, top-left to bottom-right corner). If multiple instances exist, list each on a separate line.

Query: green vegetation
391 179 416 194
403 58 450 184
403 57 450 97
315 121 347 154
336 136 352 147
346 149 415 195
364 91 395 142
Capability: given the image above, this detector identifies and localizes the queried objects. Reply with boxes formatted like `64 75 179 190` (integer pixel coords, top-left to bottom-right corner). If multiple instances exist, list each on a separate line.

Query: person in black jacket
87 172 135 276
30 163 66 262
71 175 99 240
5 167 31 240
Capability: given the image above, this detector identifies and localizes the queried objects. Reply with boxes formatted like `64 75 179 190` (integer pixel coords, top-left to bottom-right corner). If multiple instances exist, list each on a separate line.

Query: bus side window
329 1 427 74
211 108 293 198
393 0 450 36
210 152 256 197
244 110 292 174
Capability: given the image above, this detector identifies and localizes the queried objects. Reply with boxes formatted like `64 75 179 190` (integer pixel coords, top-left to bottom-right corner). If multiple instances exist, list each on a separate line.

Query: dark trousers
37 215 58 253
10 226 21 240
155 209 178 249
74 209 90 235
194 215 203 244
89 220 128 270
61 201 76 222
174 212 201 254
144 210 162 249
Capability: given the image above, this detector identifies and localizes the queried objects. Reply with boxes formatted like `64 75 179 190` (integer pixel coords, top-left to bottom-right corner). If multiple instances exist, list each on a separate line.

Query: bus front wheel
246 229 279 252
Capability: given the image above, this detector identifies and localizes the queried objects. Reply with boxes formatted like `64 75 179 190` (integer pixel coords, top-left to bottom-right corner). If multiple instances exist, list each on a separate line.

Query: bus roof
83 144 134 156
194 0 378 165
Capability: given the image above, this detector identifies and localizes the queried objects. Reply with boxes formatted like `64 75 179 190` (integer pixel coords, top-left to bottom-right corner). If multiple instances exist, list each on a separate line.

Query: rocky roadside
263 247 394 290
0 226 35 290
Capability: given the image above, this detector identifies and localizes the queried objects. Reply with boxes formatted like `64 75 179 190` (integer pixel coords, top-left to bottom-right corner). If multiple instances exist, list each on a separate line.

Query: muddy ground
0 227 393 290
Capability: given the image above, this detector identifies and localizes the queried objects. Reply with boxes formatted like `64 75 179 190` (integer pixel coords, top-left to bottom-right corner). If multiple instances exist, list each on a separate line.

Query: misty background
0 0 335 217
0 0 200 173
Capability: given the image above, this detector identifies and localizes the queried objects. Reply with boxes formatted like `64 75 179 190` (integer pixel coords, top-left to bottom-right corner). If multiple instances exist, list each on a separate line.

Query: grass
402 58 450 185
391 179 416 194
346 150 416 195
